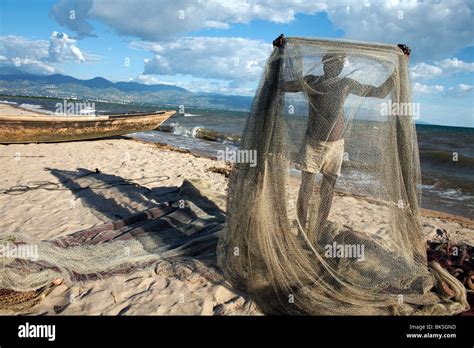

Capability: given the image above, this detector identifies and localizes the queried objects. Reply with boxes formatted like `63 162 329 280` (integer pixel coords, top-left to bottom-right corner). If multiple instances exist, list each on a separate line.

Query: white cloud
134 37 272 83
48 31 86 62
133 74 178 86
51 0 474 62
446 83 474 97
458 83 473 92
50 0 327 40
132 73 256 95
410 58 474 80
50 0 96 39
184 76 257 95
47 0 474 96
176 77 256 95
131 36 271 94
410 62 443 80
0 36 53 74
413 82 444 94
0 35 49 60
438 58 474 74
325 0 474 61
12 58 56 75
413 82 473 98
0 32 90 74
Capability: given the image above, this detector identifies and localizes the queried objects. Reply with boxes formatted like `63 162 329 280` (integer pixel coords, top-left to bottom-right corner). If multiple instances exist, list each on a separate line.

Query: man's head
322 52 346 77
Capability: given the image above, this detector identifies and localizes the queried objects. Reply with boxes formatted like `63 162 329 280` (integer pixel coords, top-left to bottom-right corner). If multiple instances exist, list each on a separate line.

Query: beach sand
0 135 261 315
0 103 48 117
0 104 472 315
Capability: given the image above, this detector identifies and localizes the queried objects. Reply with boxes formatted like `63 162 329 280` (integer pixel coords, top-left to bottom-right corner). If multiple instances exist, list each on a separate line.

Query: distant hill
0 67 253 111
0 67 188 93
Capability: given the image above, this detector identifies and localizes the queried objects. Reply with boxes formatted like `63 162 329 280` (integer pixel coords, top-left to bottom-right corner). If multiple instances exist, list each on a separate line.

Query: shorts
299 138 345 176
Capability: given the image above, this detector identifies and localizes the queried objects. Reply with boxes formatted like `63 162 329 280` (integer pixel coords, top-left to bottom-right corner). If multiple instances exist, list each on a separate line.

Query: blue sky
0 0 473 127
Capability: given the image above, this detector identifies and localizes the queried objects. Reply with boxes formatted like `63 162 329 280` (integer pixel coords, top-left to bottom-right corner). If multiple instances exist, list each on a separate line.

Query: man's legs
297 171 338 246
314 172 337 238
297 170 316 232
297 139 342 244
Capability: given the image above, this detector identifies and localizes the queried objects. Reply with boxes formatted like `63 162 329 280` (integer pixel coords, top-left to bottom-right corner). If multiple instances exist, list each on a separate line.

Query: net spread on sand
217 37 469 315
0 179 224 311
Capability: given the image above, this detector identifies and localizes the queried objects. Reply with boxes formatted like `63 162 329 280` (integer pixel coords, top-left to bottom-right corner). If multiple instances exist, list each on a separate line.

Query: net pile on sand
0 180 224 311
218 37 469 315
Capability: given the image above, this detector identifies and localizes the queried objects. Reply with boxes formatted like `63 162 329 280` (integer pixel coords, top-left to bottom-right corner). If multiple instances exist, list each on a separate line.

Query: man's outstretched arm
346 73 395 99
346 44 410 99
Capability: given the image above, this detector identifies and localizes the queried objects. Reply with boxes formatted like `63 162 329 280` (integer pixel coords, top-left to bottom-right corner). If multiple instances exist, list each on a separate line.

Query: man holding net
274 36 411 244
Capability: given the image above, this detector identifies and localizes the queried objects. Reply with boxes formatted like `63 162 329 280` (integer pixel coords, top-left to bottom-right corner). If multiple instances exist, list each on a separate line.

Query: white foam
19 103 43 110
78 107 96 115
170 122 203 138
419 184 473 201
18 103 54 115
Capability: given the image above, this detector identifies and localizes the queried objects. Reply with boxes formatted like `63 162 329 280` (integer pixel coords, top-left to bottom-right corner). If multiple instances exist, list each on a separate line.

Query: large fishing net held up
217 37 469 315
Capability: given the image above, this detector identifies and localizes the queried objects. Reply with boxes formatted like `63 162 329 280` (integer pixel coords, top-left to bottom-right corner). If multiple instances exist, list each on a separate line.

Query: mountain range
0 67 253 111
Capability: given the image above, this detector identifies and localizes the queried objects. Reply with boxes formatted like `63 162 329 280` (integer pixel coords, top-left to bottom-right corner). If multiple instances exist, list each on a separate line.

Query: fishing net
0 179 224 311
217 37 469 315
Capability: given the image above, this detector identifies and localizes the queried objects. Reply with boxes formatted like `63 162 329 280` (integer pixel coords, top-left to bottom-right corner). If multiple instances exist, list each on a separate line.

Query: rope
0 171 170 195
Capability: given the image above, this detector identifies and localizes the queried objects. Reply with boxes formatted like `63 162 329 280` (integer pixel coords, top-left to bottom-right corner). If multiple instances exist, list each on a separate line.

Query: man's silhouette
276 40 410 244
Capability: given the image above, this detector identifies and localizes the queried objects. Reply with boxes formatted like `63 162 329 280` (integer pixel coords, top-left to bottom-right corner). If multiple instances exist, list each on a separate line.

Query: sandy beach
0 104 472 315
0 103 49 117
0 135 258 315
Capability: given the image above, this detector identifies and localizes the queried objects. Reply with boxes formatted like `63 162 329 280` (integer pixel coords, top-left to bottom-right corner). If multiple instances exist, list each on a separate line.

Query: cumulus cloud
132 73 256 95
0 32 89 74
50 0 474 62
133 74 173 85
134 37 272 83
437 58 474 74
175 77 255 95
132 36 473 95
410 58 474 80
48 31 85 62
413 82 474 98
457 83 473 92
410 62 443 80
446 83 474 97
9 58 56 75
0 36 53 74
46 0 474 97
50 0 96 39
413 82 444 94
325 0 474 61
177 78 256 95
50 0 327 40
0 36 49 61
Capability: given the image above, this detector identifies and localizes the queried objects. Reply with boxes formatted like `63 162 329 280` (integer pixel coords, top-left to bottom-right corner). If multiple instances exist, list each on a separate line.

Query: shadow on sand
46 167 226 281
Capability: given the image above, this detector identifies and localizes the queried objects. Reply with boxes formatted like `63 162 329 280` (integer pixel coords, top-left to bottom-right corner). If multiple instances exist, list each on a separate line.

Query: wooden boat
0 110 176 143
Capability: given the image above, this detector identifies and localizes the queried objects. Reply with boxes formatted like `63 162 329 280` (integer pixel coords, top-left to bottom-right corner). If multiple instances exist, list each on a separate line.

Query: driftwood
206 163 233 178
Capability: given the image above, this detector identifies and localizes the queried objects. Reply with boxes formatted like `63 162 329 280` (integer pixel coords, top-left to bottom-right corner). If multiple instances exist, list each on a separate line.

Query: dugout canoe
0 110 176 143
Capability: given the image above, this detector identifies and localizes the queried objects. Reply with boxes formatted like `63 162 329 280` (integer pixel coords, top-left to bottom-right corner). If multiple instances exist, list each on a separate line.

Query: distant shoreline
2 94 473 129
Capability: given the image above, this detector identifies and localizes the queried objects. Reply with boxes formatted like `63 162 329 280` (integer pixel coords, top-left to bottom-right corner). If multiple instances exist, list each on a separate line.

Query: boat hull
0 110 175 143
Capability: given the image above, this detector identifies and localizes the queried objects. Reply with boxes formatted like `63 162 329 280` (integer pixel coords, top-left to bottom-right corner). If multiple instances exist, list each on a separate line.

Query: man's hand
397 44 411 59
273 34 285 48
